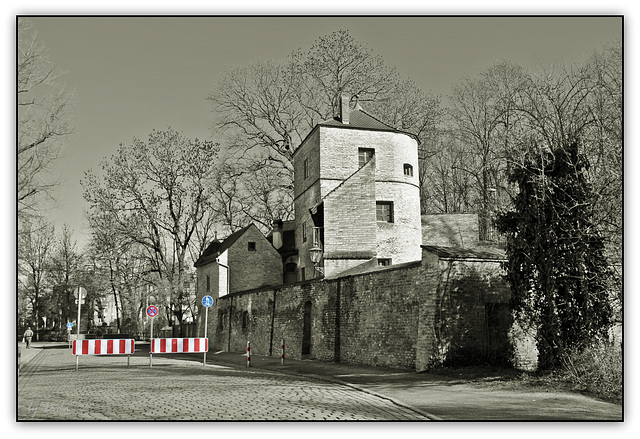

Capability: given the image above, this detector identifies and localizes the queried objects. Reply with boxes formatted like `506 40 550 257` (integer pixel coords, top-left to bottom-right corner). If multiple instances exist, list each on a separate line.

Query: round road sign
66 322 73 330
202 295 214 308
146 305 159 318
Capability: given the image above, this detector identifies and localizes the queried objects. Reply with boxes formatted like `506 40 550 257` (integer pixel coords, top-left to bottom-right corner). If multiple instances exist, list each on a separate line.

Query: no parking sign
146 305 158 318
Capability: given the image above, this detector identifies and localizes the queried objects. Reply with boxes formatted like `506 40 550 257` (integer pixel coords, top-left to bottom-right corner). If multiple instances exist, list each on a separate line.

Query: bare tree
208 31 441 228
48 224 84 331
448 60 530 240
17 18 75 226
18 218 55 341
82 128 220 333
86 215 153 335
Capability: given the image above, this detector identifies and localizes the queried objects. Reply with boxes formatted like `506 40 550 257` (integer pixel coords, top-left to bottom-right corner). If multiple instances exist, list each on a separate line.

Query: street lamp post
309 227 323 278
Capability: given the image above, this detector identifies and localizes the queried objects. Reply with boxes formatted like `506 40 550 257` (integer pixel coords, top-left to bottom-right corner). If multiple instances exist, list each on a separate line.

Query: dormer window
358 148 375 168
403 163 413 177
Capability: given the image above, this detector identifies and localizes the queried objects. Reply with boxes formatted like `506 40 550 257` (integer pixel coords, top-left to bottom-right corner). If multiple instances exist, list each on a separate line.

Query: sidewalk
17 342 622 421
205 349 622 421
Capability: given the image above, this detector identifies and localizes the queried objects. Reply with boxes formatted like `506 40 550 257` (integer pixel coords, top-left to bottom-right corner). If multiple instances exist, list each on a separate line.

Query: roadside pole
201 295 213 366
147 305 158 367
76 288 82 371
203 306 208 366
150 315 153 367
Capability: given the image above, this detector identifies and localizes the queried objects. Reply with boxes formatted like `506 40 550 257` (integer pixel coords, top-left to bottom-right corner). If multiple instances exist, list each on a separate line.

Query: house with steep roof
194 224 282 297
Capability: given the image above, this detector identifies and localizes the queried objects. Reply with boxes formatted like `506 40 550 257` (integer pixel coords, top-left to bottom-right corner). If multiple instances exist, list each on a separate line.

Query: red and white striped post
281 339 285 365
246 341 251 367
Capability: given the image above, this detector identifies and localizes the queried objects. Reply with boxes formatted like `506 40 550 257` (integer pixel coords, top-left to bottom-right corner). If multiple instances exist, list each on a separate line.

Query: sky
18 14 622 250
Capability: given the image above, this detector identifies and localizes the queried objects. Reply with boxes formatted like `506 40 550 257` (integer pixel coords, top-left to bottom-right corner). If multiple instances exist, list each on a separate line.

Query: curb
209 354 442 421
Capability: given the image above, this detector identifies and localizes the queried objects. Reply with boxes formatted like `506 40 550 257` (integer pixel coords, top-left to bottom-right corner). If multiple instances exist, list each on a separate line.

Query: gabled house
194 224 283 297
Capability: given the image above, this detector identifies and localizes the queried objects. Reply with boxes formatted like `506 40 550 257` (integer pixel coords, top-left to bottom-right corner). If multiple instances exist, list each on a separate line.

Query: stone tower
292 94 422 279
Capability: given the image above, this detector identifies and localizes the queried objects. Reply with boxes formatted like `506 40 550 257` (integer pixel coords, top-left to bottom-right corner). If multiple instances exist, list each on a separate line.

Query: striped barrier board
72 339 135 356
151 338 208 354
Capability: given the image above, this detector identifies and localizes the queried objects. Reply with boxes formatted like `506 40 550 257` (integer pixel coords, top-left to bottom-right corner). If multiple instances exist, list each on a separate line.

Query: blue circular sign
146 305 159 317
66 322 73 329
202 295 214 308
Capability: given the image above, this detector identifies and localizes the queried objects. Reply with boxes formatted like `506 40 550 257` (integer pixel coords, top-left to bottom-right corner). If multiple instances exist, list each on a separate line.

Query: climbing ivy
496 139 613 370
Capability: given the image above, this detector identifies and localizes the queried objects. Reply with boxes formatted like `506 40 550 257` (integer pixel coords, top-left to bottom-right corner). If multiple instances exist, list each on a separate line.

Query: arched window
242 311 249 329
403 163 413 177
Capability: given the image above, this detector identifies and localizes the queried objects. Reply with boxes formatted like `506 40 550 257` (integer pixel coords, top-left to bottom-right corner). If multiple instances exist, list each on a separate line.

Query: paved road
17 346 429 421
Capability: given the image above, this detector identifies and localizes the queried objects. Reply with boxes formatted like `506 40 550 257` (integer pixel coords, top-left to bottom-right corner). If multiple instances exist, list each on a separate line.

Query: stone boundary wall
196 248 535 371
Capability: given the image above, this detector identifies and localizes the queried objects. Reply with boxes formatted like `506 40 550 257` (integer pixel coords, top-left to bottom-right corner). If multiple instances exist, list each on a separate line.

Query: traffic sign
202 295 213 308
146 305 159 318
66 322 73 330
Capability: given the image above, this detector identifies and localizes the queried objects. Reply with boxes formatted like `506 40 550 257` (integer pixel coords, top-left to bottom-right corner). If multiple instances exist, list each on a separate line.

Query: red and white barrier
150 338 208 354
72 339 135 356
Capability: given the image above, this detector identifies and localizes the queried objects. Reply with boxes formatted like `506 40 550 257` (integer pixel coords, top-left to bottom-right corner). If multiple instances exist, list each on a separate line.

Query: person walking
23 327 34 349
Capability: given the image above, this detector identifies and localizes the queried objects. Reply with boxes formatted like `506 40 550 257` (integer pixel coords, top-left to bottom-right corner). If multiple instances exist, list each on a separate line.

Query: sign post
66 322 73 348
75 288 84 371
146 305 158 367
201 295 213 366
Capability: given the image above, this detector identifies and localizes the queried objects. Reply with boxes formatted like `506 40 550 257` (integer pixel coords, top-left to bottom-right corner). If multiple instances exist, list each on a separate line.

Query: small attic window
248 242 256 251
403 163 413 176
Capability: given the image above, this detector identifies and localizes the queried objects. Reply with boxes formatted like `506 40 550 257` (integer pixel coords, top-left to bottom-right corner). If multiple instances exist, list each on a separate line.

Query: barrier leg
246 341 251 367
281 339 285 365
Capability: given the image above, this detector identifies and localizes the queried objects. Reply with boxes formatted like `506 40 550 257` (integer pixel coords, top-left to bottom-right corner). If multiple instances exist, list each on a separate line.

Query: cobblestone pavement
17 347 429 421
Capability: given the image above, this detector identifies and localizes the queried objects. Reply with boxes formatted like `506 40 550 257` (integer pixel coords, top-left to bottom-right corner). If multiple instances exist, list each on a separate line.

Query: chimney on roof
340 93 351 124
